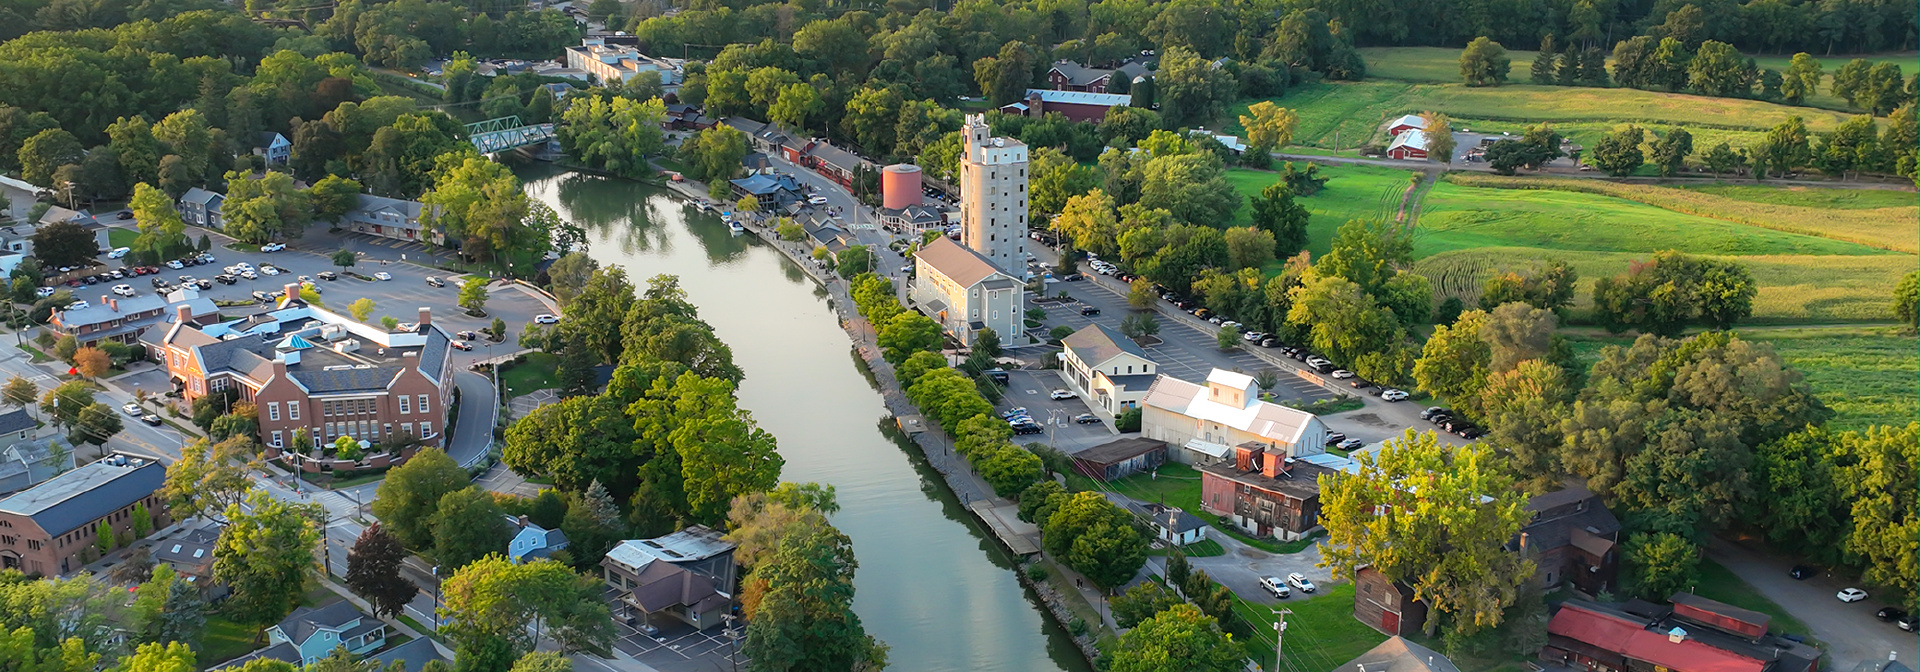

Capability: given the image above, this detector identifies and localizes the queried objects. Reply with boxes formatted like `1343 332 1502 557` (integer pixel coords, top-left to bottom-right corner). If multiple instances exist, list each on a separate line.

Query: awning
1182 438 1231 459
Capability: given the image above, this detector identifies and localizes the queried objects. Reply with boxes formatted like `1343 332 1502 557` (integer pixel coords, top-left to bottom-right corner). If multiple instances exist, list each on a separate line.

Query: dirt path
1271 151 1920 192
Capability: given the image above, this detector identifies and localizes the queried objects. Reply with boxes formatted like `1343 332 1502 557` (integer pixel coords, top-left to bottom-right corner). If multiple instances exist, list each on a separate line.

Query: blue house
255 132 292 165
506 515 569 563
263 602 387 666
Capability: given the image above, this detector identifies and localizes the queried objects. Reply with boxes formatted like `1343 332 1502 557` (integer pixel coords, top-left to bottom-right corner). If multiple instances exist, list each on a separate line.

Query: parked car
426 276 446 287
107 247 130 259
260 265 282 275
1286 573 1317 593
807 196 829 205
457 330 480 341
373 271 392 281
116 211 133 220
1336 438 1364 451
1458 427 1485 440
1324 432 1348 446
34 286 53 298
1900 614 1918 632
1838 588 1869 602
140 414 162 426
111 284 135 296
1330 369 1355 379
1080 306 1101 315
1000 407 1029 419
1241 331 1265 342
451 341 474 351
1381 389 1409 402
260 243 286 252
164 260 184 270
1876 607 1906 622
1259 337 1278 347
238 270 258 279
1074 414 1101 425
150 278 170 289
1011 422 1044 435
986 369 1009 385
251 291 272 302
1420 407 1449 421
65 301 88 311
1788 565 1815 580
214 274 236 285
1050 389 1077 400
317 271 338 280
1259 576 1291 598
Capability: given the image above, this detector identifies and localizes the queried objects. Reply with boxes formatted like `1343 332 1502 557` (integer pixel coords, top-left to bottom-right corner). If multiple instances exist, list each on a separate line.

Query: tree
557 95 667 178
1858 63 1907 116
1589 125 1646 176
1530 37 1558 85
307 175 363 225
877 312 941 365
1043 492 1148 589
1110 581 1184 629
71 347 109 379
973 41 1041 105
1126 279 1157 310
458 277 490 315
153 576 206 651
223 170 311 244
1895 270 1920 329
1700 142 1747 176
560 480 624 565
71 403 121 446
432 487 513 571
1108 604 1243 672
161 436 257 524
346 523 418 619
129 183 190 263
115 642 197 672
977 444 1044 497
1623 532 1699 600
1318 218 1413 295
1250 183 1310 258
1 376 36 412
1414 309 1491 412
546 253 598 307
1238 101 1297 152
51 336 78 364
1780 53 1822 104
769 83 823 133
30 221 96 269
1459 37 1510 86
740 520 887 672
1319 430 1533 635
1424 113 1456 164
347 297 376 323
440 556 613 659
214 491 324 628
510 652 573 672
1687 41 1748 97
107 116 160 187
1649 127 1694 177
371 447 470 550
39 379 93 431
1223 227 1276 271
1751 116 1811 178
19 129 82 186
1156 45 1238 127
1832 423 1918 605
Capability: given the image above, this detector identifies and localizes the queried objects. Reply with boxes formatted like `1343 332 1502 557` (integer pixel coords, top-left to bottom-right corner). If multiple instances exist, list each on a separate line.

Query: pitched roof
210 642 300 670
179 187 223 207
1062 324 1149 368
57 292 171 328
0 455 164 536
622 556 729 614
0 409 34 436
1049 61 1115 86
276 602 365 644
805 142 867 171
1548 602 1769 672
1388 114 1427 130
1124 500 1207 534
1073 437 1167 466
913 236 1011 287
730 173 802 196
369 638 448 672
1389 129 1430 152
1141 373 1325 447
1023 89 1133 107
1332 636 1462 672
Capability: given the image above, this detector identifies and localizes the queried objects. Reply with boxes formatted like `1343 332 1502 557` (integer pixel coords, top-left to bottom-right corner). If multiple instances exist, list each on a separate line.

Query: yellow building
1059 324 1157 418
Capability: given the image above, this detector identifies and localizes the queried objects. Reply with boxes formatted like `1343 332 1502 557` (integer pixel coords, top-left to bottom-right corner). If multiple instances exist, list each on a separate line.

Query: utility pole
1271 607 1292 671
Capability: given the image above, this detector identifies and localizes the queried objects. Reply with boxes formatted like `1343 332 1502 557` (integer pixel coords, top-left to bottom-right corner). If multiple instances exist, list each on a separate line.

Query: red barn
1386 114 1426 137
1387 129 1430 160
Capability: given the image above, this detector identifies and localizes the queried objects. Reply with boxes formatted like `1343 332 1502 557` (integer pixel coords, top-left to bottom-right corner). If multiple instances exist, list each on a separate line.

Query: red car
450 341 473 351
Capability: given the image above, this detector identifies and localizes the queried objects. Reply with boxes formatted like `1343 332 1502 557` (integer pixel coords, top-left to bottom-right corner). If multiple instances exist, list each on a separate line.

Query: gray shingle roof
292 366 398 394
0 456 164 537
194 336 280 376
0 409 34 436
1049 61 1115 86
914 236 1009 287
1062 324 1149 367
57 293 169 328
180 188 222 207
369 638 448 672
276 602 364 644
416 327 450 380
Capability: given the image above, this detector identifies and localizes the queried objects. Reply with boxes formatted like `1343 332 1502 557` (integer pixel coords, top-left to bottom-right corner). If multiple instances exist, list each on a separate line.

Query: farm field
1680 183 1920 209
1225 165 1415 258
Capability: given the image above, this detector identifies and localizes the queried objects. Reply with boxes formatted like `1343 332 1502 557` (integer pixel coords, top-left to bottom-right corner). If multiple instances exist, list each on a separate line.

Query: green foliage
1109 580 1185 629
432 487 513 571
213 491 324 627
440 556 612 660
740 520 887 672
1116 407 1143 432
1895 270 1920 329
1109 604 1244 672
1041 492 1148 589
1592 251 1755 335
372 447 471 550
1588 125 1646 177
1623 532 1700 600
557 95 667 178
977 444 1044 497
1457 37 1509 86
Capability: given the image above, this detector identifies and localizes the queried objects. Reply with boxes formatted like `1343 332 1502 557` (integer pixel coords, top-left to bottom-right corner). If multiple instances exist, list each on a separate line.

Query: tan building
1058 324 1157 417
564 38 682 88
1140 369 1330 465
0 454 169 576
957 114 1028 276
911 236 1023 346
142 287 456 453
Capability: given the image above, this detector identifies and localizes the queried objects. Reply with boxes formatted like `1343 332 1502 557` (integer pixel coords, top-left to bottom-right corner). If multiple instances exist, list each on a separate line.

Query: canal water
519 165 1088 672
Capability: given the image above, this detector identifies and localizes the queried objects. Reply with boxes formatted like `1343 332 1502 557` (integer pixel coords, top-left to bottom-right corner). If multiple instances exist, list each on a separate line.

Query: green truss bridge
467 116 555 154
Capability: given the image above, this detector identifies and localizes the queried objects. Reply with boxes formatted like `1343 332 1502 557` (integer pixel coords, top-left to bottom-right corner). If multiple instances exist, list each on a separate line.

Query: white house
1059 324 1157 417
1125 500 1209 547
910 236 1024 347
1140 369 1330 466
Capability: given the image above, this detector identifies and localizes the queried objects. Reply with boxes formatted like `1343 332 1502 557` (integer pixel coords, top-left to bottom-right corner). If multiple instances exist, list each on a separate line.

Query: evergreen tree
1580 46 1610 86
154 578 207 650
1530 37 1558 85
1555 52 1579 86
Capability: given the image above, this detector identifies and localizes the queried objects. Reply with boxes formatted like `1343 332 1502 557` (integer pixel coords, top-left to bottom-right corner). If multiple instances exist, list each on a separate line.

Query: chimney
176 304 193 325
284 282 300 300
1234 443 1262 472
273 357 288 378
100 294 110 307
107 298 118 312
517 514 530 529
1519 531 1531 554
417 306 431 329
1262 452 1284 479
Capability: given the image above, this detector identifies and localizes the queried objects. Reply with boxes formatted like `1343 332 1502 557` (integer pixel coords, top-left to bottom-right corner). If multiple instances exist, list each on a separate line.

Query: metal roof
0 455 164 537
1141 372 1325 448
913 236 1012 287
1022 88 1133 107
1062 324 1150 368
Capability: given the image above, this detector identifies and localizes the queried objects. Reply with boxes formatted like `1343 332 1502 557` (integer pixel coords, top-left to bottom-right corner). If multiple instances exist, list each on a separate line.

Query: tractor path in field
1271 151 1920 192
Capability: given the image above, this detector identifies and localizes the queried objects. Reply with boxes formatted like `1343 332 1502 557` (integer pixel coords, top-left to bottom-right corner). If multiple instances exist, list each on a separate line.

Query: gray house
178 188 224 228
254 133 291 165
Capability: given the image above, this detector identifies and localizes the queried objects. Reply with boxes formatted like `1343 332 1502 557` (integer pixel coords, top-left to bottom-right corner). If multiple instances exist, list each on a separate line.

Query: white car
107 247 130 259
164 260 184 270
260 243 286 252
65 301 89 311
260 265 281 275
34 287 54 298
534 314 560 324
1287 573 1317 593
373 272 392 281
121 403 143 416
238 270 258 280
1330 369 1355 379
807 196 829 205
1050 389 1077 400
1838 588 1869 602
1381 389 1409 402
111 284 135 297
1259 576 1291 598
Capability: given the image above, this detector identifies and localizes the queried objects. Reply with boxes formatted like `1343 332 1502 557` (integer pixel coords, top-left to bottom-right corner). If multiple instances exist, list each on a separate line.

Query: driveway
1707 537 1916 669
445 371 497 468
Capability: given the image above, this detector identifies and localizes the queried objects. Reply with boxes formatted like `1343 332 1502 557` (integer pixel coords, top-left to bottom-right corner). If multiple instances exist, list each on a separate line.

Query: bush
1116 407 1142 432
1069 617 1089 636
1025 564 1049 581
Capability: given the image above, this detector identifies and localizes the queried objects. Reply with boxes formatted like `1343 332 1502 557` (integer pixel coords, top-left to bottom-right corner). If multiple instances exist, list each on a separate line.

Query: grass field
107 228 136 248
1231 583 1388 672
1442 174 1919 252
1680 183 1920 209
1065 462 1306 553
197 615 261 667
1225 165 1415 258
499 351 559 397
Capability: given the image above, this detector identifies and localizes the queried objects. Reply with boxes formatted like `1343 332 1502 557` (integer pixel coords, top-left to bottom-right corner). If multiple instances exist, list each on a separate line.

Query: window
418 395 428 413
325 422 334 437
271 431 283 447
402 423 413 437
399 396 410 414
288 401 299 421
267 402 280 421
420 422 431 437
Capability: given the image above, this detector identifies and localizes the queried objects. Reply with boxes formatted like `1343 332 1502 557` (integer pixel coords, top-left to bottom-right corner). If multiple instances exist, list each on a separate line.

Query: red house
1353 566 1427 636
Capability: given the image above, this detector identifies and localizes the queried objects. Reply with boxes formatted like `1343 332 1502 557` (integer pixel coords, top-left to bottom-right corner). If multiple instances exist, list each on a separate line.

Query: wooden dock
970 501 1042 555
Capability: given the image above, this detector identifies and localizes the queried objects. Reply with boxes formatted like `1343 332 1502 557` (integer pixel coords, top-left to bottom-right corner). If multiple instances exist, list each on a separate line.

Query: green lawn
1694 558 1818 642
197 615 261 667
1226 165 1415 259
1066 463 1307 554
107 228 137 248
498 352 560 397
1751 326 1919 431
1679 184 1920 210
1413 180 1893 259
1231 583 1387 672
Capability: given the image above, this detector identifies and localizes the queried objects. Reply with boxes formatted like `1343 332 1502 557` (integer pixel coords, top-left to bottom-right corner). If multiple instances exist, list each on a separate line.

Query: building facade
564 38 682 88
1059 324 1157 416
142 295 455 453
910 236 1023 347
1140 369 1330 465
178 188 224 228
958 114 1028 275
50 291 217 347
1518 485 1622 596
343 195 440 245
0 454 169 576
1355 566 1429 636
1197 441 1332 540
602 526 737 631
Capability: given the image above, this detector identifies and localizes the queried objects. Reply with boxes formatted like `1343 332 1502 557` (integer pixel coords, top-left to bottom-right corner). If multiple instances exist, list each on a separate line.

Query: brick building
0 454 169 576
1517 485 1621 595
51 289 218 347
998 89 1133 123
1196 441 1337 541
1354 566 1428 636
1542 598 1820 672
142 289 455 453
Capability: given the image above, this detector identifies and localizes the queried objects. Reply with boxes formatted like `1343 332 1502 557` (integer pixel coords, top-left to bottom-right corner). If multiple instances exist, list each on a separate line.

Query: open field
1231 583 1387 672
1360 46 1919 112
1443 174 1919 252
1414 180 1892 258
1225 165 1415 258
1680 183 1920 209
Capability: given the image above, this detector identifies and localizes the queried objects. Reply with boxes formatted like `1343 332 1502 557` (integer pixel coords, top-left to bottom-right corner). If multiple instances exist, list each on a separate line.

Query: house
0 174 46 223
0 454 169 576
506 515 569 563
1044 58 1153 93
1000 89 1132 123
878 203 946 233
1072 437 1167 483
1333 636 1462 672
564 37 683 89
1541 599 1821 672
1517 485 1621 595
1197 441 1335 541
150 524 220 584
1059 324 1157 416
142 295 457 455
664 104 715 131
1123 500 1207 546
342 195 440 245
265 602 388 666
177 188 224 228
253 132 292 165
910 236 1024 347
51 290 217 347
0 438 72 497
1140 369 1330 465
1387 129 1430 160
722 117 798 157
368 638 449 672
804 217 853 255
0 408 40 448
797 142 869 188
602 525 738 631
729 173 804 208
1355 566 1429 636
1386 114 1427 137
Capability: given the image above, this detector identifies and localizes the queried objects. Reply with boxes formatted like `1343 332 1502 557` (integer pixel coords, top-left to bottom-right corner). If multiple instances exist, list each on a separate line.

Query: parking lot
997 370 1119 454
604 588 746 672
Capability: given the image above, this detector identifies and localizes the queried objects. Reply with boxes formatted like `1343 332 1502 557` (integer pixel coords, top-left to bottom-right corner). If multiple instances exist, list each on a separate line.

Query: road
446 371 497 468
1707 537 1917 669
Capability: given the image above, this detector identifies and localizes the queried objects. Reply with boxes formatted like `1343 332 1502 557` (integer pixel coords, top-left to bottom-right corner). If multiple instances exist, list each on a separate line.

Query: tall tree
1649 127 1694 177
1530 36 1558 85
371 447 470 550
213 491 324 629
740 522 888 672
1248 183 1310 258
1588 125 1646 176
18 128 82 186
1780 53 1822 104
160 436 257 524
1108 604 1243 672
440 556 613 660
1238 100 1298 152
1155 45 1238 126
345 523 418 619
1458 36 1510 86
432 487 513 571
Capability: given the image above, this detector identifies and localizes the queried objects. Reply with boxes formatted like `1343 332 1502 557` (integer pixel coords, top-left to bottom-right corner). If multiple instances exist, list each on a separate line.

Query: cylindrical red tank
881 164 922 210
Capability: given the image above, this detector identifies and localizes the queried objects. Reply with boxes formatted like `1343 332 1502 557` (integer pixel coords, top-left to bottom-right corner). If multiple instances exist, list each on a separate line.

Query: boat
729 220 746 234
